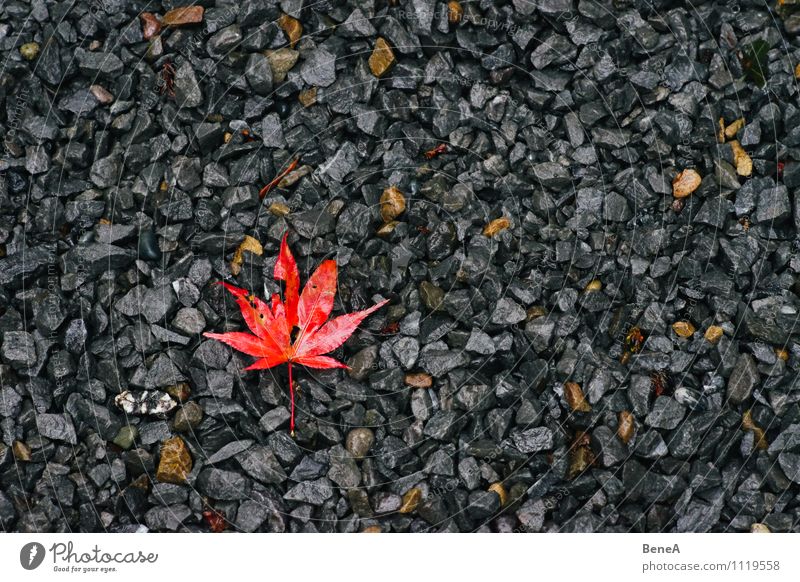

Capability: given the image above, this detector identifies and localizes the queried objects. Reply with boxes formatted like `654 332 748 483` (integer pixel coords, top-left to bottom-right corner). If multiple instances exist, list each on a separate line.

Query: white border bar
1 533 799 581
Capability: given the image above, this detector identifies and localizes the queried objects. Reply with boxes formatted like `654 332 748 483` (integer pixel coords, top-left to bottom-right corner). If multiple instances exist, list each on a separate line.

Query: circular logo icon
20 542 46 570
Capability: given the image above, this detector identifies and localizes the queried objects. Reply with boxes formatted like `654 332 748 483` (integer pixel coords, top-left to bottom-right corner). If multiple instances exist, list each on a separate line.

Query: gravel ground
2 0 800 533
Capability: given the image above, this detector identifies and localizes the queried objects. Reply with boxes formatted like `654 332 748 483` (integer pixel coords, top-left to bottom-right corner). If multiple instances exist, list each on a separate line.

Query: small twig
259 158 299 198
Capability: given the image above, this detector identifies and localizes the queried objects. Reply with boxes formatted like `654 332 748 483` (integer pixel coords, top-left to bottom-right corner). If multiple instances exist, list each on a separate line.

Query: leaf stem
288 361 295 437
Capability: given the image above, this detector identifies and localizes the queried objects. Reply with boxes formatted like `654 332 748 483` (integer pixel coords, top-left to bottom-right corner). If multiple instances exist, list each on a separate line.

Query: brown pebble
483 217 511 237
279 14 302 48
268 202 291 217
672 321 695 338
230 235 263 276
266 48 299 83
564 382 591 412
724 118 745 140
730 140 752 177
298 87 317 107
404 372 433 388
173 401 203 433
165 382 191 403
129 474 150 491
361 525 382 533
89 84 114 104
672 168 702 198
345 428 375 459
12 440 31 461
139 12 162 40
617 411 635 444
567 436 594 480
156 436 193 484
704 325 724 344
369 37 395 77
380 186 406 222
162 6 204 27
399 487 422 513
448 1 464 23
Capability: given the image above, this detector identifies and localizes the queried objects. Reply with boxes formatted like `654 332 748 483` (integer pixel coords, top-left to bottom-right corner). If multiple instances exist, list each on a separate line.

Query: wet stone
778 452 800 484
76 48 123 77
727 354 759 405
391 336 420 369
0 0 796 536
284 478 334 506
173 61 203 108
467 490 501 521
266 48 298 82
327 446 361 488
301 47 337 87
591 426 628 467
235 500 269 532
645 397 686 430
207 24 242 57
1 331 37 369
755 185 790 224
236 445 287 485
512 427 554 453
291 456 328 481
345 428 374 459
113 425 138 450
0 387 22 417
173 308 205 335
196 468 252 500
36 413 77 445
418 350 469 376
491 298 526 325
156 437 193 485
245 53 273 95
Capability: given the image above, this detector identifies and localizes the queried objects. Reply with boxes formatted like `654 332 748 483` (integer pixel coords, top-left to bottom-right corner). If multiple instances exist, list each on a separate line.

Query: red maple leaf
203 232 388 435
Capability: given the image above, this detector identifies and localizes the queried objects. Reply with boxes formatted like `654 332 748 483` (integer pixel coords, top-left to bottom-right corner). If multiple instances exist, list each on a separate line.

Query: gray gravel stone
645 397 686 430
512 427 554 453
76 48 122 77
301 48 337 87
36 413 77 444
174 61 203 108
236 445 287 485
196 468 252 500
491 298 526 325
727 354 759 404
284 478 334 506
1 331 37 369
